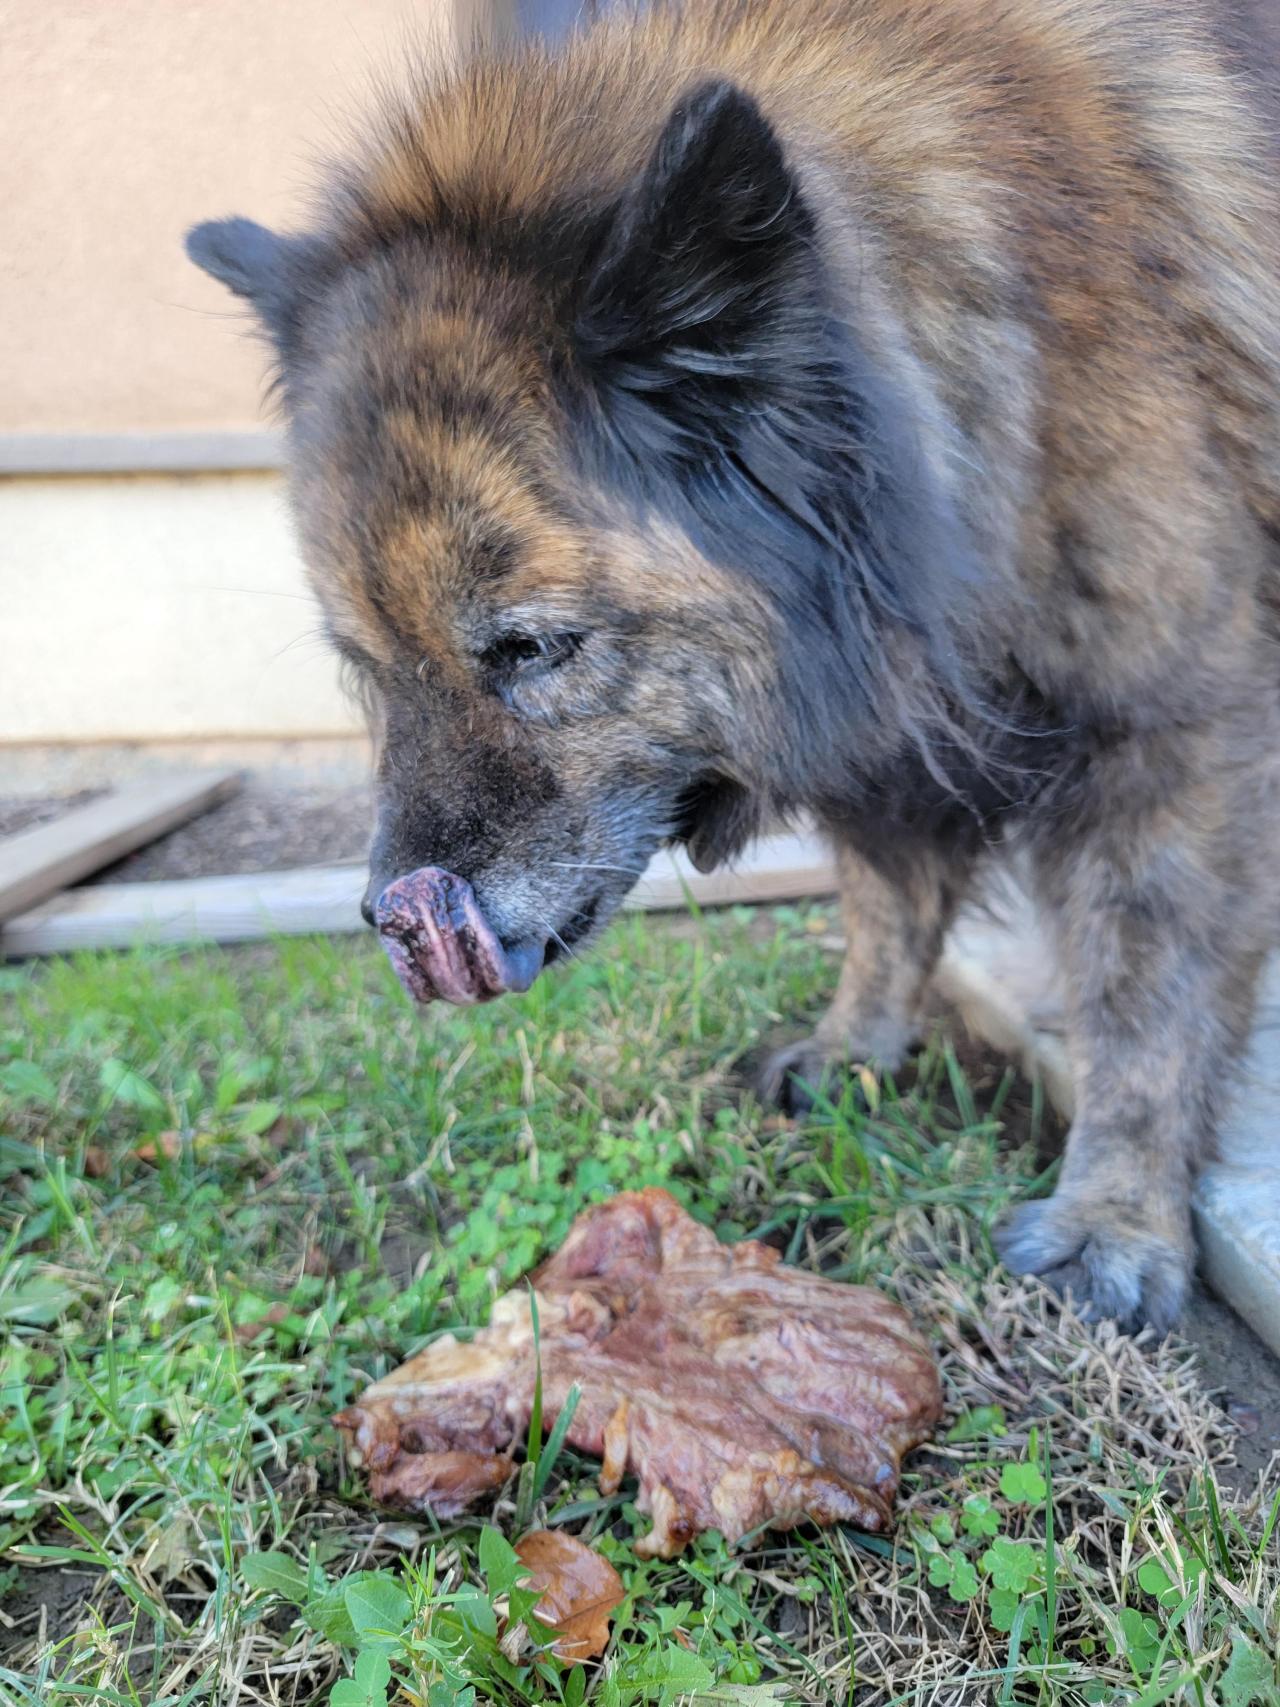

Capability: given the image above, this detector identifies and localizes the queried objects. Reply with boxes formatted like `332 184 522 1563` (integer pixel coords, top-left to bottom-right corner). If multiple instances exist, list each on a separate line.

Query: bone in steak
335 1188 941 1558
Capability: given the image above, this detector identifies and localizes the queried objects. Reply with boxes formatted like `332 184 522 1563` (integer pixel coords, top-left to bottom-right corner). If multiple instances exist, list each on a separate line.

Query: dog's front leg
761 833 971 1113
996 731 1272 1331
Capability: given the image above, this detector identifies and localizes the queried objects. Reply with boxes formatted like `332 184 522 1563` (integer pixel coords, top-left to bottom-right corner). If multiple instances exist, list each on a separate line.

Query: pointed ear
573 80 815 447
185 216 321 353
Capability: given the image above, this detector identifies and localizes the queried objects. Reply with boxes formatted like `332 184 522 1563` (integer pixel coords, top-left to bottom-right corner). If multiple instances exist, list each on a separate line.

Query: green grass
0 907 1276 1705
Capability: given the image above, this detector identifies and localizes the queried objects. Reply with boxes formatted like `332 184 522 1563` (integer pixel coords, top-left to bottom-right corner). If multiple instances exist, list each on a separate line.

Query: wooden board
629 832 837 912
0 770 243 922
0 830 837 957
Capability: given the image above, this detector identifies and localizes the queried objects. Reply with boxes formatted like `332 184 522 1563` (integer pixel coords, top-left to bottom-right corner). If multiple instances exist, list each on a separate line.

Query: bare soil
0 1562 120 1662
1181 1289 1280 1482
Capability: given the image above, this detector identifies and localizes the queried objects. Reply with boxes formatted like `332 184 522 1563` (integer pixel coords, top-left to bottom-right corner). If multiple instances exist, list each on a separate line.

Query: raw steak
335 1188 941 1558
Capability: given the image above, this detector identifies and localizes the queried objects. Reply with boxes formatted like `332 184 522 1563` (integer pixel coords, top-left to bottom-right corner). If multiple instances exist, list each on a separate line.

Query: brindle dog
188 0 1280 1331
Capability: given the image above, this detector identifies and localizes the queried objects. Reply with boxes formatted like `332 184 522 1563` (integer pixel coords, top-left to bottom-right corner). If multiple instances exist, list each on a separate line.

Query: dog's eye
480 631 584 674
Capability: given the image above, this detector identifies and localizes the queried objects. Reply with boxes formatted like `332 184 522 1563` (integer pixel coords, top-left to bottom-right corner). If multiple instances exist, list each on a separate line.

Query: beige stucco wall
2 473 365 742
1 0 463 439
0 1 512 745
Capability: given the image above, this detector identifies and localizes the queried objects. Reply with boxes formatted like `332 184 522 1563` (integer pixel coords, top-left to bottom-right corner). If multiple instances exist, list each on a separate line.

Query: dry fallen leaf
265 1114 299 1148
140 1512 200 1582
233 1302 290 1343
83 1146 109 1178
514 1529 624 1662
132 1130 182 1165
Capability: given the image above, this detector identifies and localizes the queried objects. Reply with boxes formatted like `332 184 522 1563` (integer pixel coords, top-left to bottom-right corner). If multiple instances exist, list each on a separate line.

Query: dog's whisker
548 860 645 877
544 923 578 962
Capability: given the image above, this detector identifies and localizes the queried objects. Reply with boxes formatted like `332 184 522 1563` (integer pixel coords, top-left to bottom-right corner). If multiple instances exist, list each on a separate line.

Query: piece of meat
335 1188 941 1557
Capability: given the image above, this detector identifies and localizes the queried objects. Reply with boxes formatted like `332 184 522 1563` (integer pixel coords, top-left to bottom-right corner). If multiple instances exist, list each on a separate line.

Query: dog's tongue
374 867 545 1006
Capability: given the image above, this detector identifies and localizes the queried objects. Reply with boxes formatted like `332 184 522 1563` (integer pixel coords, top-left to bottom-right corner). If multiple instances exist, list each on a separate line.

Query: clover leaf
927 1548 979 1603
1136 1552 1206 1611
999 1461 1047 1506
962 1494 1001 1538
1106 1607 1161 1675
331 1651 391 1707
981 1538 1041 1594
988 1587 1022 1633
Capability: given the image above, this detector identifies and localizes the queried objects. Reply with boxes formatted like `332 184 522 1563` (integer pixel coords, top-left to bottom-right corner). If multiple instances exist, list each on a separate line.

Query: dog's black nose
360 879 380 928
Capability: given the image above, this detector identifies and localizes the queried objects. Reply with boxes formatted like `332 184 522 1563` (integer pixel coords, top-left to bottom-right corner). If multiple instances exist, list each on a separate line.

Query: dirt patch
0 1563 114 1659
102 779 374 881
1181 1288 1280 1483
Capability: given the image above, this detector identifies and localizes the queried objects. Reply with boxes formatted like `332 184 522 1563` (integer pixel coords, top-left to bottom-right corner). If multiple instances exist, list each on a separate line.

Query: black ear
681 776 761 873
574 80 815 451
185 216 318 352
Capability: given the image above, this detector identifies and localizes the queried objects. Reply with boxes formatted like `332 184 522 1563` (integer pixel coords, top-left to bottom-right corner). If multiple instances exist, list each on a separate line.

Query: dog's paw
758 1035 905 1118
994 1195 1192 1334
758 1038 840 1116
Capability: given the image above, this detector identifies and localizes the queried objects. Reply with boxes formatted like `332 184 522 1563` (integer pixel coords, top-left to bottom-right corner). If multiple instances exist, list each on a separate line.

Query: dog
187 0 1280 1331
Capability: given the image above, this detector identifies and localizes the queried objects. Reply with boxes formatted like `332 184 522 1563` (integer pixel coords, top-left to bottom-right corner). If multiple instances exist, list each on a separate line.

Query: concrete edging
0 430 284 476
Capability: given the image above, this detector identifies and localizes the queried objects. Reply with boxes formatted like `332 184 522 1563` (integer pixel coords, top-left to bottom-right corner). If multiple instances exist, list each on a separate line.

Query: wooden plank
2 863 365 956
0 771 243 922
628 833 837 912
1 830 837 957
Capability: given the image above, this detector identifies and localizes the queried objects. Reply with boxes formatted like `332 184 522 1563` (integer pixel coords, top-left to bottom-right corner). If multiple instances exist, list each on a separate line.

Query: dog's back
1215 0 1280 143
341 0 1280 603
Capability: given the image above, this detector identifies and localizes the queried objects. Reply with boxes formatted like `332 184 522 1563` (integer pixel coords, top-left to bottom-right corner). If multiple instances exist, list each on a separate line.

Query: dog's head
188 76 969 1005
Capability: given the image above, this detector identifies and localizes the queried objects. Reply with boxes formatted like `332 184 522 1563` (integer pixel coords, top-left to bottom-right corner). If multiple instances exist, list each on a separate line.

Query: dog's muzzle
371 866 547 1006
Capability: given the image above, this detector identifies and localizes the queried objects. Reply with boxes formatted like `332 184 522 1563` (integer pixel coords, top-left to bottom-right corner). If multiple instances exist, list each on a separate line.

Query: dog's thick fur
189 0 1280 1330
